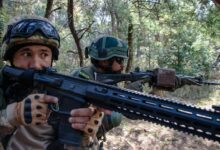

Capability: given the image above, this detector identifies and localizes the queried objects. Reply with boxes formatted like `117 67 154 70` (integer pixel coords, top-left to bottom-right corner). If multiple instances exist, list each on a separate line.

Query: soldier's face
12 45 53 70
97 56 125 73
111 58 124 72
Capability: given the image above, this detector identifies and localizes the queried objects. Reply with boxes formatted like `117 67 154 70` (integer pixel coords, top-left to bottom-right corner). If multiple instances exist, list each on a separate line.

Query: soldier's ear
85 47 89 59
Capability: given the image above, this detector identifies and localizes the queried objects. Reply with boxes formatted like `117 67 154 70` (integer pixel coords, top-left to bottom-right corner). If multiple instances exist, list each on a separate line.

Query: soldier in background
71 36 129 149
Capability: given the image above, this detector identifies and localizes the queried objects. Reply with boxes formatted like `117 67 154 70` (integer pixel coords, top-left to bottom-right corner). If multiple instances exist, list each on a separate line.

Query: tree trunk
125 20 133 73
0 0 3 45
0 0 3 67
212 54 220 70
213 0 220 8
148 41 151 69
44 0 54 19
109 0 116 35
114 7 120 37
67 0 84 67
0 0 3 8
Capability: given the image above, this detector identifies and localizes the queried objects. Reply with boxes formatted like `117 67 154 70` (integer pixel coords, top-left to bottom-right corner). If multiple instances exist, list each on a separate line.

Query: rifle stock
2 65 220 146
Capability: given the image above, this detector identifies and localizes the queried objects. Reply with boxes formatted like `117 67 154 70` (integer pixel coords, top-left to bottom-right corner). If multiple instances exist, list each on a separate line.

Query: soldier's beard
99 65 121 74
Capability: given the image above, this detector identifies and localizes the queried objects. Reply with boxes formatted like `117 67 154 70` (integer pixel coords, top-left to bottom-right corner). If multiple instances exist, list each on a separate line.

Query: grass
103 85 220 150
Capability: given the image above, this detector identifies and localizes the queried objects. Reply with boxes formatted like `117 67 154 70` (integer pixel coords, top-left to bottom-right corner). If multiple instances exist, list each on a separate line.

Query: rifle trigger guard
49 103 59 112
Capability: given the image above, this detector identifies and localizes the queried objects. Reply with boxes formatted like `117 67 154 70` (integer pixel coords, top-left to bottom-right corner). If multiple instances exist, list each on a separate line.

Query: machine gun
2 65 220 146
94 68 220 91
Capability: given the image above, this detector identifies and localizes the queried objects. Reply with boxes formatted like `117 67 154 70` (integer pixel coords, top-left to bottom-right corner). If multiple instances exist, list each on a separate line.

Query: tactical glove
6 94 58 126
81 106 104 147
83 106 104 137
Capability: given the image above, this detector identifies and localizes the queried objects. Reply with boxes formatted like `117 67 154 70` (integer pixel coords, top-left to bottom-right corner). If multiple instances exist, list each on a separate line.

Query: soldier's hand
69 107 111 136
6 94 58 126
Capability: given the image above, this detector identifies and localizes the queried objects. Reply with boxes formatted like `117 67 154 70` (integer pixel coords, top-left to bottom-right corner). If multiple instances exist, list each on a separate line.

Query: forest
1 0 220 75
1 0 220 150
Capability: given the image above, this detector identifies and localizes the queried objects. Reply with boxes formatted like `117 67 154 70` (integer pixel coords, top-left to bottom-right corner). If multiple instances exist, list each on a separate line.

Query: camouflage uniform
71 36 129 148
72 65 122 149
0 16 100 150
0 16 61 150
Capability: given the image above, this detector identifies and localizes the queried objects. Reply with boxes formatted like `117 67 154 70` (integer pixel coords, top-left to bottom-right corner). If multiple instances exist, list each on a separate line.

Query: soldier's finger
43 95 58 103
98 108 112 115
71 123 87 131
68 116 90 124
70 108 94 117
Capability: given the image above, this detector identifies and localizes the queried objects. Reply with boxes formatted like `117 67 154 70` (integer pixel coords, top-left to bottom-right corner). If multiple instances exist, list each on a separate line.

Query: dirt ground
103 117 220 150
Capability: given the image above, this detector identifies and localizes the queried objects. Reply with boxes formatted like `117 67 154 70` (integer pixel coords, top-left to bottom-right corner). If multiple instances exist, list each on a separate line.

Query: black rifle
2 65 220 146
94 68 220 91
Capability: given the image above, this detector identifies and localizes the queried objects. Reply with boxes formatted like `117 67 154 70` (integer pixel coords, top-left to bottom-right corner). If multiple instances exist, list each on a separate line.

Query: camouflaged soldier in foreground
0 15 109 150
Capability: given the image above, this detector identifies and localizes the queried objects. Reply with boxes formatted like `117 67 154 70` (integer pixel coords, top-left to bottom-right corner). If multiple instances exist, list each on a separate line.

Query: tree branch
68 0 84 66
45 0 54 18
78 21 95 40
50 7 62 14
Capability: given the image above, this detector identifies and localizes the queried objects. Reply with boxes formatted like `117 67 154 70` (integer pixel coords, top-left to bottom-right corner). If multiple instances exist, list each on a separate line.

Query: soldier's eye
22 52 31 57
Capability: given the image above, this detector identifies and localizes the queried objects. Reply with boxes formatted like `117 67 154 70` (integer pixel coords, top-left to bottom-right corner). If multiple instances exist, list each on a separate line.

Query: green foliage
0 5 11 67
129 0 219 77
1 0 220 76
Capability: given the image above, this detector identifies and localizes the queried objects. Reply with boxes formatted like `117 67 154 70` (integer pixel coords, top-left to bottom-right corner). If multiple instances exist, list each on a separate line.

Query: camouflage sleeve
70 68 81 77
0 71 15 138
97 112 122 139
0 70 6 110
71 68 91 80
0 108 15 139
71 67 123 139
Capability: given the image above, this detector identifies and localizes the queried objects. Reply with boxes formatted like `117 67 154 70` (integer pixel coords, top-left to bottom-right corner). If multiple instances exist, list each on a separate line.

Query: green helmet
1 16 60 61
85 36 128 60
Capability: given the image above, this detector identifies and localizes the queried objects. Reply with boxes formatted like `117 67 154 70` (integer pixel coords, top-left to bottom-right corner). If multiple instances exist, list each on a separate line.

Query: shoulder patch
79 71 91 80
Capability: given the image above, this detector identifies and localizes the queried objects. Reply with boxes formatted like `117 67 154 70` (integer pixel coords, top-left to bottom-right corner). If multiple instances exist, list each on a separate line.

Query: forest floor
103 85 220 150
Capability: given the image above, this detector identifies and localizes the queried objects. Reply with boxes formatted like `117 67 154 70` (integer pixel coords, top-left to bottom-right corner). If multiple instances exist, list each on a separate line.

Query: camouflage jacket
71 65 122 139
0 68 98 150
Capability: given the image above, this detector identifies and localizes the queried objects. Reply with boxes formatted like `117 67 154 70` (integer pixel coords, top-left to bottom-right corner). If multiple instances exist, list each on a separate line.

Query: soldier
72 36 128 80
72 36 159 94
0 16 109 150
71 35 139 148
72 34 205 148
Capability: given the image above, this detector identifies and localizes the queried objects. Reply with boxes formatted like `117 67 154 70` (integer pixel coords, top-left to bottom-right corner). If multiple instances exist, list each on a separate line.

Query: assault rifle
94 68 220 91
2 65 220 146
